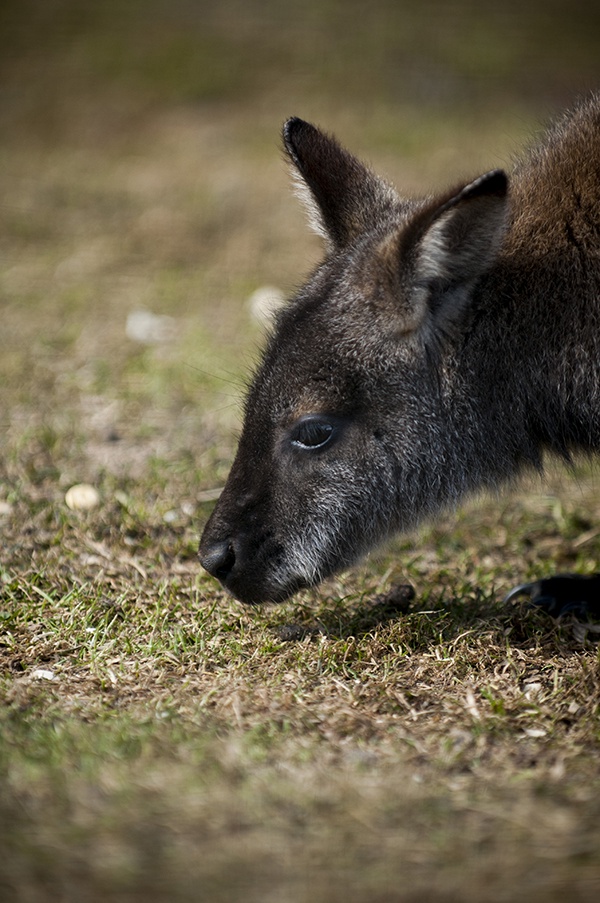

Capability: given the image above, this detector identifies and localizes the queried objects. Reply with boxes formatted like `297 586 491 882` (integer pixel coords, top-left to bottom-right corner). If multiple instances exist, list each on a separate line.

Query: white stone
65 484 100 510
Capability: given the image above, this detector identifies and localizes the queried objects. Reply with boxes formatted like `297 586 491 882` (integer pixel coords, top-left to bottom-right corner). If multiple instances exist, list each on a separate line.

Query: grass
1 1 600 900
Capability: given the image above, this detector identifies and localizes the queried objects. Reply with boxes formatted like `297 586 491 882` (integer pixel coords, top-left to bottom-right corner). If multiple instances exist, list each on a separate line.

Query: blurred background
0 0 599 499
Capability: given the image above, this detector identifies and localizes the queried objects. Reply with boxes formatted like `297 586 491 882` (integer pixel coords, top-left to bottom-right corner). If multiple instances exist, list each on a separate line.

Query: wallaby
199 94 600 614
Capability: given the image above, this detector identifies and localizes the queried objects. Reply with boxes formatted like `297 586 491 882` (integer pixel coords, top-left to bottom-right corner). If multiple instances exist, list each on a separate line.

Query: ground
1 2 600 901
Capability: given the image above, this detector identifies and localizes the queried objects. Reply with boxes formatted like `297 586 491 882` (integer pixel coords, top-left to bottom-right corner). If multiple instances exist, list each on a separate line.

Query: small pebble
65 484 100 511
274 624 315 642
31 669 56 681
126 309 177 344
370 584 415 614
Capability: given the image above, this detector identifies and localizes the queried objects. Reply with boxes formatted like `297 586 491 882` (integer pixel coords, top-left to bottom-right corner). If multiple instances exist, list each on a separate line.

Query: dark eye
290 416 335 450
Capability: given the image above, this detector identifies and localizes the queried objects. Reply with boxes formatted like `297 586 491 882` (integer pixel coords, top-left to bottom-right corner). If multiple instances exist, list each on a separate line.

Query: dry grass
1 2 600 901
3 479 600 902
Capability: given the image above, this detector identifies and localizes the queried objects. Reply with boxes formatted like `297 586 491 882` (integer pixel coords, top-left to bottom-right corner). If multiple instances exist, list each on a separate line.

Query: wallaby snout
200 538 235 584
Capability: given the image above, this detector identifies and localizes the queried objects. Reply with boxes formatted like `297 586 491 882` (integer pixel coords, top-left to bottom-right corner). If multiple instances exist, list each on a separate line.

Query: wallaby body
200 95 600 608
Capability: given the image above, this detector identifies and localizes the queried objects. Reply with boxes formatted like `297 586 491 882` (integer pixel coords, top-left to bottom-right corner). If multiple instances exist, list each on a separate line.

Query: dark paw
504 573 600 618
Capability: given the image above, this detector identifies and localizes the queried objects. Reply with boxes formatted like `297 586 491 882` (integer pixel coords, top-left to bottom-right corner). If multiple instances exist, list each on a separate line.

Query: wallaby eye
290 416 335 450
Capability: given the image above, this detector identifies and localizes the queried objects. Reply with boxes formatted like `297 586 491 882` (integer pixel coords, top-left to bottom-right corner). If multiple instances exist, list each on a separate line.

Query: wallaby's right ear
375 169 509 343
283 117 397 250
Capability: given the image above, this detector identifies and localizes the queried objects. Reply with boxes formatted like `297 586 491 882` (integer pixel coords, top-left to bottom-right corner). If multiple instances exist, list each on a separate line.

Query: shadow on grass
269 581 595 653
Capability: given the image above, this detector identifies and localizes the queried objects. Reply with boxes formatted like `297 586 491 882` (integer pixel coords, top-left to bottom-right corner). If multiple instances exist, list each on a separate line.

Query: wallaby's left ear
378 169 509 338
283 117 398 250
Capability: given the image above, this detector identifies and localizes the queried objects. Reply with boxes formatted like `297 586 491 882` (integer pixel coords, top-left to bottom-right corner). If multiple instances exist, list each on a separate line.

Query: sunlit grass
1 1 600 900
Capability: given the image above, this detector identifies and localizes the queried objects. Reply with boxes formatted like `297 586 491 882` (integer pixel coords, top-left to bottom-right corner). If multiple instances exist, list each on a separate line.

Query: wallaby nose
199 539 236 583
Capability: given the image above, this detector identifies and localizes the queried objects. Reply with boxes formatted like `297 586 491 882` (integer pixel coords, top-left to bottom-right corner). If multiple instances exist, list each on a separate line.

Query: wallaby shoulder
508 92 600 257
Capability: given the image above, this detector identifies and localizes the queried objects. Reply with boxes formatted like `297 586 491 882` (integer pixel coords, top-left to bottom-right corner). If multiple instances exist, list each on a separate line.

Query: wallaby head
199 98 600 605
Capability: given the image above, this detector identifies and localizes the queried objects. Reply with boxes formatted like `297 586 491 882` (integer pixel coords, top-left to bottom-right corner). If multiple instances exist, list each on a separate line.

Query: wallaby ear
283 117 397 249
378 169 509 339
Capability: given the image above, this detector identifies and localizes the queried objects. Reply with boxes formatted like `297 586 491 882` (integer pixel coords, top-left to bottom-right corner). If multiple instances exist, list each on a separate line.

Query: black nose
199 539 236 583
